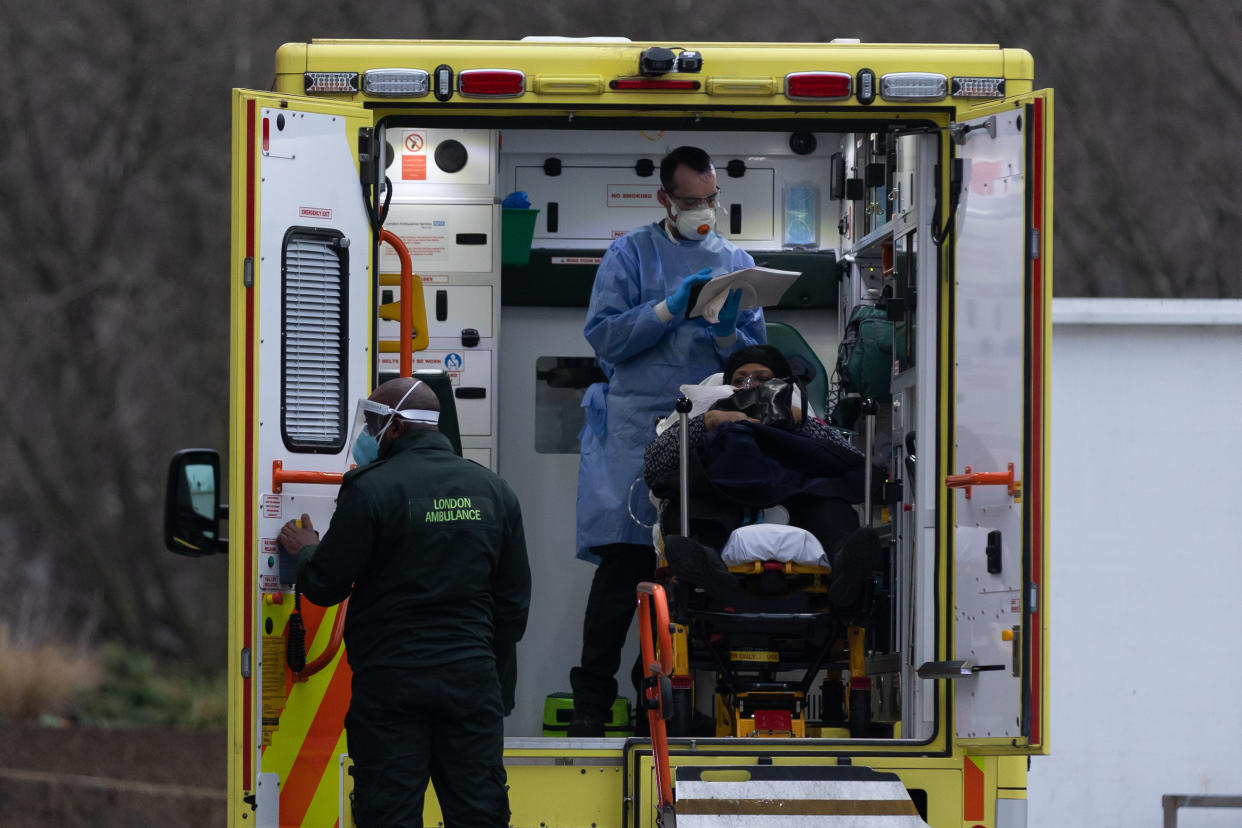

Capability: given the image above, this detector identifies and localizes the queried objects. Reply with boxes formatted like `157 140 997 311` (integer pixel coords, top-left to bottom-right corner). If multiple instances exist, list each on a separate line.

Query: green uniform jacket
297 429 531 707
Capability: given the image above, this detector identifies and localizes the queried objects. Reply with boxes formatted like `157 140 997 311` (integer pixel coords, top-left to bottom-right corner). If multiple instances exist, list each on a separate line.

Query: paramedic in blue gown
568 146 766 736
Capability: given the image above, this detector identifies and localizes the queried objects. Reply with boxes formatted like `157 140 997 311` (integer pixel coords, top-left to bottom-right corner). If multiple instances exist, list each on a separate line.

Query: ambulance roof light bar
304 72 359 95
363 68 430 97
458 69 525 97
880 72 947 102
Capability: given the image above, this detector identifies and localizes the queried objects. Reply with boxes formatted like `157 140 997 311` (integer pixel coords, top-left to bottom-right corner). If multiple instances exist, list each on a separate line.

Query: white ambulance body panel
951 109 1030 738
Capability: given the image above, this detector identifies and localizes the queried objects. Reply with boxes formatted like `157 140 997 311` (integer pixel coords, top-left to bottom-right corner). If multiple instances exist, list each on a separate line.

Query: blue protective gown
575 221 766 562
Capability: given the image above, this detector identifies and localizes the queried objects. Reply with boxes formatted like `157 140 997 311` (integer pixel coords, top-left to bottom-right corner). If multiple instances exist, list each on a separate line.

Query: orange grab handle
379 228 414 377
944 462 1018 499
272 460 343 494
296 597 348 682
637 582 674 815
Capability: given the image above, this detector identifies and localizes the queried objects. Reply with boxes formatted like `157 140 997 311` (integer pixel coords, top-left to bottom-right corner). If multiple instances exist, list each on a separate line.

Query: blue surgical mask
351 428 380 466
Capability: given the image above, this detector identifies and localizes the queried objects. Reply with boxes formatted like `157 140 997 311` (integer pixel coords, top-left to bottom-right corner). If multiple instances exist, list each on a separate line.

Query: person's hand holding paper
687 266 802 322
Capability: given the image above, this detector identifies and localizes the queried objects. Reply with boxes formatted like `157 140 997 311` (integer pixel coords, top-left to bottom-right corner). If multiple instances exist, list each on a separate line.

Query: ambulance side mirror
164 448 227 557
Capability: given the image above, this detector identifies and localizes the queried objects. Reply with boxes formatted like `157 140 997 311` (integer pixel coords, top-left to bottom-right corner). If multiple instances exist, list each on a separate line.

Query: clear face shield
345 381 440 468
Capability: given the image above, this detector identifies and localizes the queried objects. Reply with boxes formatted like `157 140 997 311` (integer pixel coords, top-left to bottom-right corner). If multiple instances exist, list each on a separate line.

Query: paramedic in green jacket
277 377 531 828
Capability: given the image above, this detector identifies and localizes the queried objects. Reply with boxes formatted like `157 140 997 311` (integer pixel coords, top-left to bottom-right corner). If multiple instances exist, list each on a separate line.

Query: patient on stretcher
642 345 881 609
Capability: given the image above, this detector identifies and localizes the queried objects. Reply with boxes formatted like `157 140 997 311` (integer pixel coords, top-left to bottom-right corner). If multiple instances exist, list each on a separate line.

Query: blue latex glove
712 288 743 337
665 268 713 316
502 190 532 209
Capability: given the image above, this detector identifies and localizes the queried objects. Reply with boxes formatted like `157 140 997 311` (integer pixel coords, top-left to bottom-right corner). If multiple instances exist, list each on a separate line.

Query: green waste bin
501 207 540 266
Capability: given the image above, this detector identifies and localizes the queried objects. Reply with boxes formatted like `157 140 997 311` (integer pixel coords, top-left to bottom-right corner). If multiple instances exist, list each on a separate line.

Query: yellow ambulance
164 36 1051 827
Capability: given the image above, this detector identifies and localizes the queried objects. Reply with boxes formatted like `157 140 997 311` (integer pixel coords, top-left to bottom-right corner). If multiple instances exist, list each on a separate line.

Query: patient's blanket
721 524 828 568
700 421 865 506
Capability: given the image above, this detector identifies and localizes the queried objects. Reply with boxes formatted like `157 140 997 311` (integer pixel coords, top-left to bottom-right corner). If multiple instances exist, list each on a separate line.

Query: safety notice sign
402 130 427 181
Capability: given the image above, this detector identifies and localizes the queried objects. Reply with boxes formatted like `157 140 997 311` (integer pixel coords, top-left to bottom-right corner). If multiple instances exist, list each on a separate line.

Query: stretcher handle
296 597 349 681
944 462 1018 499
272 460 343 494
675 397 692 538
379 228 415 377
636 582 674 814
862 398 877 527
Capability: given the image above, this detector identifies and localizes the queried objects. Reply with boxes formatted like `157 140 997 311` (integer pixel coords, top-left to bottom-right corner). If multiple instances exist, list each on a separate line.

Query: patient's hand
792 406 804 425
705 410 758 430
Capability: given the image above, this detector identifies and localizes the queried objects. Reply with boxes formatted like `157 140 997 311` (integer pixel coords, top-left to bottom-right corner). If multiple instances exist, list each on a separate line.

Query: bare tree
0 0 1235 670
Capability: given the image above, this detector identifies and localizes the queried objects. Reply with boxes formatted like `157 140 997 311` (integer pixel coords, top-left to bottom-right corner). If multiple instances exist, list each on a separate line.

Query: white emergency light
952 76 1006 99
363 68 430 97
879 72 947 102
304 72 359 95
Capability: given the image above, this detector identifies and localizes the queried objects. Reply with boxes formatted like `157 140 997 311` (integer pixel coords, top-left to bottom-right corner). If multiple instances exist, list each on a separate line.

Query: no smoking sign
404 131 425 153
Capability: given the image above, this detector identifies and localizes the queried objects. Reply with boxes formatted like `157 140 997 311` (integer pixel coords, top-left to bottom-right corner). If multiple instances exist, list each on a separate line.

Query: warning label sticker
381 216 450 266
260 494 281 519
402 155 427 180
402 131 428 180
551 256 602 266
606 185 659 207
377 349 464 384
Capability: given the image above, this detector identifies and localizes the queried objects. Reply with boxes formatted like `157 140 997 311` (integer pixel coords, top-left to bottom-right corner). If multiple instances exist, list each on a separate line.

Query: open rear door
229 89 375 824
946 91 1052 752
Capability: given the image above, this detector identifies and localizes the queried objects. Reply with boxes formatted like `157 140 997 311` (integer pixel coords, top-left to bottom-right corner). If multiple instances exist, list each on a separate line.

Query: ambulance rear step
671 763 927 827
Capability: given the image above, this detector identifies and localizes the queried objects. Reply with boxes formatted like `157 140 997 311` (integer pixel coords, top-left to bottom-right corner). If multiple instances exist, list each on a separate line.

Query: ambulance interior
371 121 937 744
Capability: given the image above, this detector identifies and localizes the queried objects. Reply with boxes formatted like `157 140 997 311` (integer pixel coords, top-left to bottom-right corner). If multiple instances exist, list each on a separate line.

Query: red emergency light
458 69 525 98
785 72 852 100
609 78 701 91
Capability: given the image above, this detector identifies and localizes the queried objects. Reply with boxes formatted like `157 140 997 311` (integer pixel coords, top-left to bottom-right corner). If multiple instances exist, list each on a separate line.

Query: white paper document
688 266 802 322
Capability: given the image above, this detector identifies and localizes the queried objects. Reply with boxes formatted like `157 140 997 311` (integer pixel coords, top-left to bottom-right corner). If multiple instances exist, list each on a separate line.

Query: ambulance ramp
672 764 927 827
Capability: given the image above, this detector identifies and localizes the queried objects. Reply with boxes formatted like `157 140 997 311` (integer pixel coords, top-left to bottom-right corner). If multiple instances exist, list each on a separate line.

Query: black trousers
347 659 508 827
569 542 656 715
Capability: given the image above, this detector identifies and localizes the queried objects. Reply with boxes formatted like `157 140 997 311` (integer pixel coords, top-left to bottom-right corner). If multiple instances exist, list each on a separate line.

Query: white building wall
1029 299 1242 827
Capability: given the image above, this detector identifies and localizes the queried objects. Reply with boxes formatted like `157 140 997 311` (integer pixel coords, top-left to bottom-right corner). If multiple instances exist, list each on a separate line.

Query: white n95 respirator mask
671 205 717 240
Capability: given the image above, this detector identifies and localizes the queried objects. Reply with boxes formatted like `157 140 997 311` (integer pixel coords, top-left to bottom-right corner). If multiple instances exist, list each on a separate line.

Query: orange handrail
945 462 1019 499
379 228 414 377
637 581 675 819
272 460 343 494
296 598 349 681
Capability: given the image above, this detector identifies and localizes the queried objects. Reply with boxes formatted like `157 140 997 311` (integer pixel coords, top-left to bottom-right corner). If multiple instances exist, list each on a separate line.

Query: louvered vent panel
282 234 347 450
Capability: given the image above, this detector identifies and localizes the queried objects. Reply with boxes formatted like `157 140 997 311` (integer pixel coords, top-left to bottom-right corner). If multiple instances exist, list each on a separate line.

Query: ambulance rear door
944 90 1052 753
230 88 374 825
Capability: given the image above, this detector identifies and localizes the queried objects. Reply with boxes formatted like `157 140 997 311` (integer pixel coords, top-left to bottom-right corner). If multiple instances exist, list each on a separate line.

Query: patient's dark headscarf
723 345 792 385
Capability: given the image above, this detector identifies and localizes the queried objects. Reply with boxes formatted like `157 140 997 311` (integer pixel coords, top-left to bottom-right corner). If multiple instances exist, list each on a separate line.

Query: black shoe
664 536 746 602
566 709 606 737
828 527 882 610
